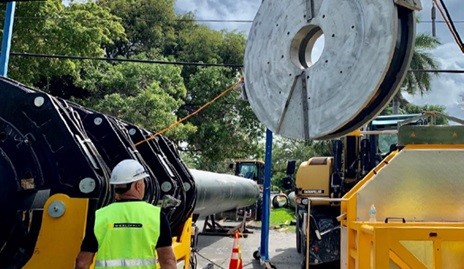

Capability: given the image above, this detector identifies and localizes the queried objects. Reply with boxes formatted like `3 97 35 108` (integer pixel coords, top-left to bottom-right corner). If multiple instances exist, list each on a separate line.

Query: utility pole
431 2 436 37
259 129 273 266
0 1 16 77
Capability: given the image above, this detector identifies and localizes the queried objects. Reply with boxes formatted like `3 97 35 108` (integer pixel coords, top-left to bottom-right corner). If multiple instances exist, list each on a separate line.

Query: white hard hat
110 159 149 185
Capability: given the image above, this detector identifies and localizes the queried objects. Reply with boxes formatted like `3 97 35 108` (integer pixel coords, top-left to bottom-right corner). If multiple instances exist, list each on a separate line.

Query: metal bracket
306 0 314 20
276 71 307 134
394 0 422 11
301 72 310 141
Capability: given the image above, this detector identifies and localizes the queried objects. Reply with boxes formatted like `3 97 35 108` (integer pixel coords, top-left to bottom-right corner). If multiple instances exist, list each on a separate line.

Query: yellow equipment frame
340 145 464 268
352 222 464 268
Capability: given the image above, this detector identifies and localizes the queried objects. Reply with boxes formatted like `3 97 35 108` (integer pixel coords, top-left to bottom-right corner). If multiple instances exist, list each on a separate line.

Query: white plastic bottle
369 204 377 222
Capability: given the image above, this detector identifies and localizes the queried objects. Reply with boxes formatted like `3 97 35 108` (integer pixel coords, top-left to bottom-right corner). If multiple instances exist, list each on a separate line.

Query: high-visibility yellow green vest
94 201 161 269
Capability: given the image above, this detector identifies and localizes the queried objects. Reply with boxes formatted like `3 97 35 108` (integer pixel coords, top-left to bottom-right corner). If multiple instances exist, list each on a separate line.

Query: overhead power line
432 0 464 53
2 15 463 24
421 20 464 24
10 52 243 68
9 52 464 74
409 69 464 74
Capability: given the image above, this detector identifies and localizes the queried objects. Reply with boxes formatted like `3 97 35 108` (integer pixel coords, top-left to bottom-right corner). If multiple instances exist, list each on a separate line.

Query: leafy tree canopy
75 53 195 140
96 0 178 57
402 33 441 95
403 103 448 125
181 67 263 170
1 0 125 86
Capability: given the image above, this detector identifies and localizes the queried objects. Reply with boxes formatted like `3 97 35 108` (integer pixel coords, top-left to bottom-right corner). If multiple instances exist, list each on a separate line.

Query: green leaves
96 0 177 57
402 33 441 95
85 83 195 139
75 54 194 140
3 0 125 85
180 67 263 170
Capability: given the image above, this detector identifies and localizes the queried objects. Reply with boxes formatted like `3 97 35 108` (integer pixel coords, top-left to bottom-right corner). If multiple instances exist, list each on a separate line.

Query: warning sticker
302 189 324 194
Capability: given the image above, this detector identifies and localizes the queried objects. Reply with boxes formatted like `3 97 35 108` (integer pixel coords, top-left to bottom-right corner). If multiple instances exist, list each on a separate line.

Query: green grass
270 207 295 231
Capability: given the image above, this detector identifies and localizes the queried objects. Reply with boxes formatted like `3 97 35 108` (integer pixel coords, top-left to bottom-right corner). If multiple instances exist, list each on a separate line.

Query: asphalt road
192 219 303 269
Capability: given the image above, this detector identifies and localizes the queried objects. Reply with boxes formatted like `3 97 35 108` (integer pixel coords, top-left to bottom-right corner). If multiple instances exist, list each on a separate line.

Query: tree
390 33 441 113
180 67 263 171
1 0 125 87
96 0 178 58
403 103 448 125
402 33 441 95
75 54 196 141
91 0 258 170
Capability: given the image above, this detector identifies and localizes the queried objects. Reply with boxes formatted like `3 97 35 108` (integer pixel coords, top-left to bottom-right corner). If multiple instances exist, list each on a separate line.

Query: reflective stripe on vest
94 201 161 269
95 258 157 267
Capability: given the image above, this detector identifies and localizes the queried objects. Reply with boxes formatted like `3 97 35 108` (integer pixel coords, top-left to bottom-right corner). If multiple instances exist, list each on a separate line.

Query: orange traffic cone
229 231 243 269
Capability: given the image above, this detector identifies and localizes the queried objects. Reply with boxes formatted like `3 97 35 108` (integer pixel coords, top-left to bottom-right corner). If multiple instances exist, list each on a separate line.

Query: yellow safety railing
339 144 464 269
348 222 464 269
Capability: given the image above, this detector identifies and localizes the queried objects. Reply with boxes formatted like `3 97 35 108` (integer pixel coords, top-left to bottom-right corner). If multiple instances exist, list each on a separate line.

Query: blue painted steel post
0 1 16 77
260 129 273 262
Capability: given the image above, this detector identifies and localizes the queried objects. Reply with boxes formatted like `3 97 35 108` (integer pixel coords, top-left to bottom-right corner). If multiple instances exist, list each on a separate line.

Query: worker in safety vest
75 159 177 269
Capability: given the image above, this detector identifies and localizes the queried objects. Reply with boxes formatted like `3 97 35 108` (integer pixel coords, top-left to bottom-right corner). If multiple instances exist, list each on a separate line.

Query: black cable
194 251 225 269
438 0 464 48
189 250 197 269
10 52 464 73
3 15 463 24
409 69 464 73
179 19 253 23
420 20 464 23
10 52 243 68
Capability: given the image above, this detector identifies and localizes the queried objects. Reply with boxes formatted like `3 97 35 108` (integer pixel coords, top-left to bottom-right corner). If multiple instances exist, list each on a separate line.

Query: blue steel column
260 129 272 262
0 1 16 77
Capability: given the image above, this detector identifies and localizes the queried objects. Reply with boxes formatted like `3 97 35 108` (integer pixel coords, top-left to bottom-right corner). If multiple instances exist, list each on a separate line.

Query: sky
175 0 464 120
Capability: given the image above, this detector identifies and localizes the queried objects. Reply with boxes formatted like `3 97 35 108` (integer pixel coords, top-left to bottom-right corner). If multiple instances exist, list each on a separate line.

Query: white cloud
407 0 464 118
175 0 260 33
405 43 464 118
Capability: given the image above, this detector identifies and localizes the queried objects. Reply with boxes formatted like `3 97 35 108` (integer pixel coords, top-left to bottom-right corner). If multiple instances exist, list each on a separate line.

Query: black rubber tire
253 250 260 260
296 229 302 253
255 198 263 221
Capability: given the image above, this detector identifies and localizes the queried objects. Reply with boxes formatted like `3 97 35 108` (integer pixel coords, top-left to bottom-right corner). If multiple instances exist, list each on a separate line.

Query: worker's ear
136 180 144 191
134 180 140 191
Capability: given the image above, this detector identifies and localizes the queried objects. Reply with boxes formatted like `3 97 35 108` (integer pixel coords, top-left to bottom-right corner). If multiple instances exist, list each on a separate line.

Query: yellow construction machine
232 160 265 220
288 114 428 267
232 160 265 185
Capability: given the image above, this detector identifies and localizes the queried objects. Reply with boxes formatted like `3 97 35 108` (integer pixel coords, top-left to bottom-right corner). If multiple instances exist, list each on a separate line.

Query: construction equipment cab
230 160 265 221
232 160 264 185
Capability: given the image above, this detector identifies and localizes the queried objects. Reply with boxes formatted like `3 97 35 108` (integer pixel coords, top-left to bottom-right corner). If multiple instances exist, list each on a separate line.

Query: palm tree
403 33 441 95
392 33 441 113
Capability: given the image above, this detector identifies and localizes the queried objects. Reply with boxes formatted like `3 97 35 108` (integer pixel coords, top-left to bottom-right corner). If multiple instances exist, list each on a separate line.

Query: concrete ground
191 219 303 269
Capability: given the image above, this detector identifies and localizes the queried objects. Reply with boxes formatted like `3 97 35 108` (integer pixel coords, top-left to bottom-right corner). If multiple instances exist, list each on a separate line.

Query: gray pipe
189 169 260 217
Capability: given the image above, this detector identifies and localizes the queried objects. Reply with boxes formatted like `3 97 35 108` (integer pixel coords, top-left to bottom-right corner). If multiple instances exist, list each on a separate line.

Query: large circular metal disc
244 0 414 140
